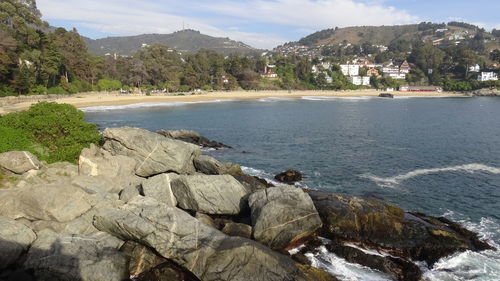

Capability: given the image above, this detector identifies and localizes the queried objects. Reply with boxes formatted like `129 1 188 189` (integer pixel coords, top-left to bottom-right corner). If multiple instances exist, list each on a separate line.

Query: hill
274 22 498 55
83 29 261 56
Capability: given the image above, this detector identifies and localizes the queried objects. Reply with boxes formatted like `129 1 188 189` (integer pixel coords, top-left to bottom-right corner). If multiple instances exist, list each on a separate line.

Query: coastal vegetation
0 0 499 96
0 102 101 163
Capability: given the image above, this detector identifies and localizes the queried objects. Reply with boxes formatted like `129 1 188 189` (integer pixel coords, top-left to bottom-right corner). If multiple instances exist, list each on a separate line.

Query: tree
490 49 500 63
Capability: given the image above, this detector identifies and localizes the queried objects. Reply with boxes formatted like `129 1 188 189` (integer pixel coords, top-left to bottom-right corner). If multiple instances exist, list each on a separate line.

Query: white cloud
37 0 418 49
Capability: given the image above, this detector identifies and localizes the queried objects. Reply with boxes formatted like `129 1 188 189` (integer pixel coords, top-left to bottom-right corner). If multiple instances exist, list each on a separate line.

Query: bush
0 102 102 163
97 78 122 92
29 85 48 95
0 84 16 97
47 86 68 95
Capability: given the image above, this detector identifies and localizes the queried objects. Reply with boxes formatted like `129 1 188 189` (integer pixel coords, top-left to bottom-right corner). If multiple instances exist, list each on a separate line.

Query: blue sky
37 0 500 49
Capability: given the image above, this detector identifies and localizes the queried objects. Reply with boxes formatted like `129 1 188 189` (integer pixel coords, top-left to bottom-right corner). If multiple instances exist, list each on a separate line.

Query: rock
249 186 322 250
193 155 241 175
103 127 200 177
119 185 140 203
120 241 167 277
0 151 40 175
157 129 231 149
378 93 394 98
309 191 494 265
135 260 202 281
232 173 273 192
171 175 249 215
471 88 500 96
24 230 127 281
221 222 252 239
0 183 92 222
326 241 422 281
93 197 331 281
79 144 142 192
274 169 303 184
195 212 218 229
0 217 37 269
142 174 178 206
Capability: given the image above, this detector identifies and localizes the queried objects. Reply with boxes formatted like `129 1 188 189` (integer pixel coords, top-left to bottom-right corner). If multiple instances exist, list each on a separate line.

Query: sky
36 0 500 49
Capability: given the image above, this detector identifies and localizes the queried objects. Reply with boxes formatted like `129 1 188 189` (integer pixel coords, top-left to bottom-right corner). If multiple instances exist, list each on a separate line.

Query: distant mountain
83 29 262 56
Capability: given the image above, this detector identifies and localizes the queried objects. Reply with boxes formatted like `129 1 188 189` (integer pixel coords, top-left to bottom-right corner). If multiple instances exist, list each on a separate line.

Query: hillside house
261 65 278 78
469 64 481 73
340 64 360 76
399 60 411 74
348 76 370 86
367 68 380 77
477 72 498 82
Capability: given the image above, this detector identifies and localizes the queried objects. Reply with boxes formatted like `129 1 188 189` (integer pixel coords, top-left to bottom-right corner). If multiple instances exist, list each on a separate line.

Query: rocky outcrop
274 169 303 184
93 197 331 281
0 217 37 269
309 191 494 265
0 183 92 222
249 186 322 249
157 129 232 149
471 88 500 96
171 175 249 215
23 230 127 281
193 155 241 175
103 127 200 177
142 173 178 207
0 151 40 175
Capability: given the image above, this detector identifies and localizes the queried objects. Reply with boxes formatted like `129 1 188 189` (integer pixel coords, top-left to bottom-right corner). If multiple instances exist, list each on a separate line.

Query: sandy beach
0 90 466 115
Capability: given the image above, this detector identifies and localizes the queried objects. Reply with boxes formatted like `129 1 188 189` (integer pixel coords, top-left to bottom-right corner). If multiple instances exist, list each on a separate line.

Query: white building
469 64 481 73
348 76 370 86
478 72 498 82
340 64 360 76
386 73 407 80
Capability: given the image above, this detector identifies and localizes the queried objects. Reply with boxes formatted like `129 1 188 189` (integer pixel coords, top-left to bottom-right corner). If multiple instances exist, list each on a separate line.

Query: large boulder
0 183 92 222
309 191 493 265
23 230 127 281
142 173 178 207
0 151 40 175
193 155 241 175
0 217 37 269
249 186 322 250
157 130 231 150
102 127 200 177
221 223 252 239
93 197 332 281
171 175 249 215
79 144 141 192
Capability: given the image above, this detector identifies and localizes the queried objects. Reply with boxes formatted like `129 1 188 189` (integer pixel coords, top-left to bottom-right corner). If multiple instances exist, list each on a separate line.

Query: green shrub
0 84 16 97
0 126 36 154
97 78 122 92
29 85 48 95
0 102 102 163
47 86 68 95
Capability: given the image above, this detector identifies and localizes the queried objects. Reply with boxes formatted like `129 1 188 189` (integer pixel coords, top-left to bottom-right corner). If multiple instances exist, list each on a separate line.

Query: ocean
84 96 500 280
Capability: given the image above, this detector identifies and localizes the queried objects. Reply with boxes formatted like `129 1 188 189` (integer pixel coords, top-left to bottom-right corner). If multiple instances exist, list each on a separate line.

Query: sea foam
360 163 500 188
80 99 232 112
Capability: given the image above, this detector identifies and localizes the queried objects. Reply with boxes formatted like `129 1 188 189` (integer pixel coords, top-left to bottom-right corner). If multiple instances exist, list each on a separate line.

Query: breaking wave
301 96 375 101
80 100 232 112
360 164 500 188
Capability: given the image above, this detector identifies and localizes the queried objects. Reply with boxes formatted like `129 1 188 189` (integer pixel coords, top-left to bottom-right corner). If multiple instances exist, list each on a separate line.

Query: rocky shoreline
0 127 494 281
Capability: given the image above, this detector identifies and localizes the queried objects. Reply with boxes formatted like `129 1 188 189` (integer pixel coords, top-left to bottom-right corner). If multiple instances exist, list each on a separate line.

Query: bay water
84 96 500 280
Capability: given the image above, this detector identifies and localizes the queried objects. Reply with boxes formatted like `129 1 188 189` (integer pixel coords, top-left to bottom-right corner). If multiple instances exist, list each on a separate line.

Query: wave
257 97 298 102
360 163 500 188
241 166 309 189
80 100 233 112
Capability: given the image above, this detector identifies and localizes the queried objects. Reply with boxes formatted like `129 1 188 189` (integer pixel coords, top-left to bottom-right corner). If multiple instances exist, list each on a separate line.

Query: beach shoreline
0 90 466 114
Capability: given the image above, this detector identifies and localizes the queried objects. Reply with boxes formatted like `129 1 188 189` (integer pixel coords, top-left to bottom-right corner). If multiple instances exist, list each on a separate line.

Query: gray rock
119 185 140 203
102 127 200 177
249 186 322 249
172 175 249 215
93 197 321 281
0 183 92 222
0 151 40 174
157 129 231 149
79 144 141 192
193 155 241 175
120 241 167 277
0 217 37 269
24 230 127 281
222 223 252 239
142 173 178 206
